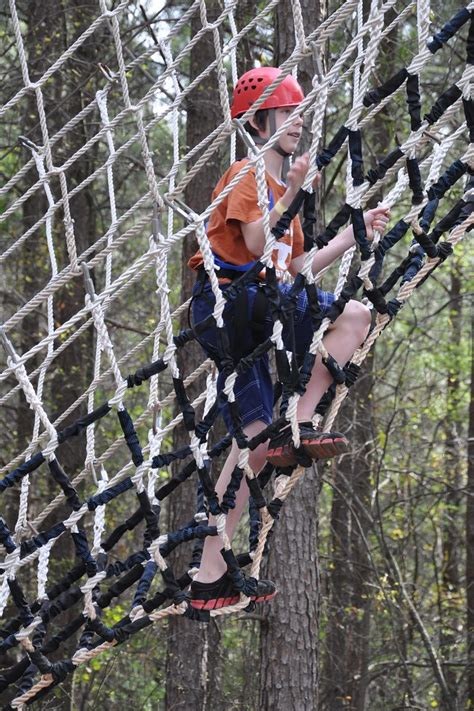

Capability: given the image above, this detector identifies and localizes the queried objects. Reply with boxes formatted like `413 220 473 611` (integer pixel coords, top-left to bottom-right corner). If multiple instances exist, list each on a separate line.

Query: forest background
0 0 473 709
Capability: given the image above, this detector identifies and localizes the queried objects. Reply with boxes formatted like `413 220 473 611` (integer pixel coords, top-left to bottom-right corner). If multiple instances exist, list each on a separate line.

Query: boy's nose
293 114 304 127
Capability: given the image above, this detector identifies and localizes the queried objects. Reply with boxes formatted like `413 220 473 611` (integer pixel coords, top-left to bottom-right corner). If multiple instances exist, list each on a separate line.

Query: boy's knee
342 300 371 336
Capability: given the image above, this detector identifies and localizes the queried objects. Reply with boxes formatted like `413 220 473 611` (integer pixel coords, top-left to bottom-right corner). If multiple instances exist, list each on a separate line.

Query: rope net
0 0 473 705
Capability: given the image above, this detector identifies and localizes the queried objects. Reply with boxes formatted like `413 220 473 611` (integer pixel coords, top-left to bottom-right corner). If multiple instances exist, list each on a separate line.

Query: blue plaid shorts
192 280 335 432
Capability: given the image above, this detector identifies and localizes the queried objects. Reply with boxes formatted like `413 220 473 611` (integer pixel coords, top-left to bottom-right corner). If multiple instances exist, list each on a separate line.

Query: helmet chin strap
252 109 291 182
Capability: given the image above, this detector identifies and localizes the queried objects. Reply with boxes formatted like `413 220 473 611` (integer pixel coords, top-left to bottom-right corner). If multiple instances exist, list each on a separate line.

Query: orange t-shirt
188 160 305 279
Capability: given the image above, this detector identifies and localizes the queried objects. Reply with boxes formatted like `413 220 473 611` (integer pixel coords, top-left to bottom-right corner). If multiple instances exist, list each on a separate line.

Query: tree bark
466 281 474 707
440 263 463 703
16 3 101 709
165 3 223 708
322 356 374 711
259 464 321 709
259 2 327 708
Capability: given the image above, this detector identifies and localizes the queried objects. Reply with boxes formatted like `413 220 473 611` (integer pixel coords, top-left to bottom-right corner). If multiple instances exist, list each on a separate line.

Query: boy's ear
248 116 258 132
248 114 267 137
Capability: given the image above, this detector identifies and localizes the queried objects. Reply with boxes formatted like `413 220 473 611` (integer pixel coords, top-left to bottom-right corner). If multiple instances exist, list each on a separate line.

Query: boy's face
259 107 303 155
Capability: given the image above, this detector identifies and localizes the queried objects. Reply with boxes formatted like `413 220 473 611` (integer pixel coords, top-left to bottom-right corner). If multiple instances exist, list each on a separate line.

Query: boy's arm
289 206 390 277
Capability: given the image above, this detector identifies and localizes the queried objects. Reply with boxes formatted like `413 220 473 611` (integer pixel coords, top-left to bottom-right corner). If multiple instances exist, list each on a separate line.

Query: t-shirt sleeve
225 169 263 225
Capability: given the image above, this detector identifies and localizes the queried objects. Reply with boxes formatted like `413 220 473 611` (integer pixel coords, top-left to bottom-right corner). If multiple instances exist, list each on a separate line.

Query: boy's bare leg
297 300 371 422
194 419 269 583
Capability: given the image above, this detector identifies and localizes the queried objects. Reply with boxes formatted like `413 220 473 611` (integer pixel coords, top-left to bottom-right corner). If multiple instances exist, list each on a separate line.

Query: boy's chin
281 143 298 155
271 144 296 156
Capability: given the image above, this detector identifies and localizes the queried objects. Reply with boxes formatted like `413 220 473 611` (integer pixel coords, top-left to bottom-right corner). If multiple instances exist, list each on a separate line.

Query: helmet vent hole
244 86 248 91
251 85 257 89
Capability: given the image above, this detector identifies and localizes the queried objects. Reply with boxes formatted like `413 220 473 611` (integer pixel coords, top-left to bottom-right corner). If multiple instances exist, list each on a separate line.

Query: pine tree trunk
260 2 326 708
466 288 474 706
259 465 322 709
165 3 223 708
322 356 374 711
18 3 100 708
440 264 463 702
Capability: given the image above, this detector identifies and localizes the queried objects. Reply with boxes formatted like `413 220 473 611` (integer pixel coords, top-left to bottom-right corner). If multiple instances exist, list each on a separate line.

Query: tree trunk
321 7 397 705
165 3 223 708
322 356 374 711
440 263 463 703
18 3 101 708
467 284 474 708
260 2 327 708
259 464 321 709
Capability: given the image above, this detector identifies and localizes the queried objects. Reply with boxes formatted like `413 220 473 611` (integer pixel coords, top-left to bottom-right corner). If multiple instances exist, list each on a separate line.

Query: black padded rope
19 523 66 559
131 560 158 609
7 580 33 626
71 530 97 576
0 453 45 492
424 84 463 124
302 190 317 251
322 353 346 384
412 229 442 259
127 357 168 387
221 466 244 514
406 73 422 131
246 475 267 510
468 11 474 64
172 377 195 431
326 275 364 324
366 147 404 185
57 402 112 443
190 482 207 569
429 200 464 241
248 495 262 552
196 462 221 516
318 203 352 246
48 459 81 510
160 522 217 558
363 67 408 108
151 445 192 468
88 478 134 510
428 159 468 200
407 158 424 204
316 125 349 169
137 490 160 543
427 7 471 53
118 408 143 466
0 518 16 553
348 130 365 186
420 199 440 232
463 97 474 141
155 433 232 501
351 208 371 260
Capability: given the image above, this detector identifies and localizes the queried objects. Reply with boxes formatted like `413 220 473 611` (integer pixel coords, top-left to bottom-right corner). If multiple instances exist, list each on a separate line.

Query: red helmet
230 67 304 119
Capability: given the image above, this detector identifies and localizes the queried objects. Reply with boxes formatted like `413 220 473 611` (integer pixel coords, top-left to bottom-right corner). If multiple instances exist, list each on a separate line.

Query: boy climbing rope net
188 67 390 610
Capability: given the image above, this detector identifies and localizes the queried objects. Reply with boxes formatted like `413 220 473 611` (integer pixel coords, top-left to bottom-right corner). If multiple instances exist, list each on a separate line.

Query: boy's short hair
245 109 268 137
